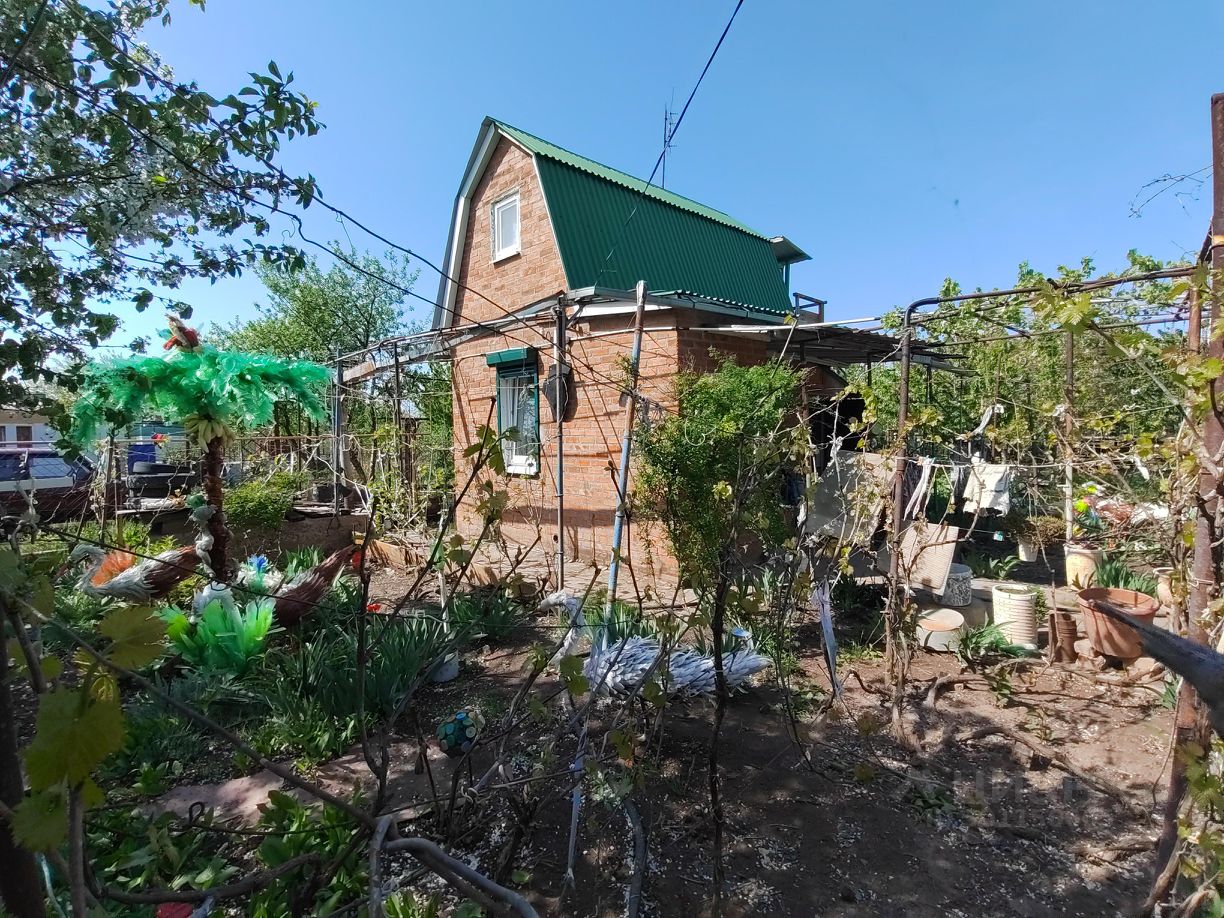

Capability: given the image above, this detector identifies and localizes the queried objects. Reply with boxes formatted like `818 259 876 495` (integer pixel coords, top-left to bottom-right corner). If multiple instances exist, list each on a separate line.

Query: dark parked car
0 447 97 521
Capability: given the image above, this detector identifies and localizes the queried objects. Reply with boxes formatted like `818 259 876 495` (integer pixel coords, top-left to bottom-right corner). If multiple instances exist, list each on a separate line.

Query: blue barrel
128 443 156 471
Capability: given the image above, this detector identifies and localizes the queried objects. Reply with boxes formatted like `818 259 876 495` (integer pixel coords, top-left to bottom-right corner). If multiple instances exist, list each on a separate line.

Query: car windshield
0 453 82 481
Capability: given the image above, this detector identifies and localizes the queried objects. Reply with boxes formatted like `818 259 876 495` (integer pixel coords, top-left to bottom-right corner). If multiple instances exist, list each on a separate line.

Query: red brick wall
448 137 678 588
447 137 837 591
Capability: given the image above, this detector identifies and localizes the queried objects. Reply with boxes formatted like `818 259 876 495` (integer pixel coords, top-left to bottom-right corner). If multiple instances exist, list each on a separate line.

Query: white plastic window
491 192 520 261
497 368 538 475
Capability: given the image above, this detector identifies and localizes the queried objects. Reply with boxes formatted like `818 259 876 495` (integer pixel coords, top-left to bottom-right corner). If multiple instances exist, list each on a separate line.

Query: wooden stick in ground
382 837 539 918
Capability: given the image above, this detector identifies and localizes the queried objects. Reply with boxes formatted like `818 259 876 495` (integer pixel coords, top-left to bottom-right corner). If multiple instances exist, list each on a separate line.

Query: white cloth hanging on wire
961 457 1011 515
903 456 935 521
961 403 1005 440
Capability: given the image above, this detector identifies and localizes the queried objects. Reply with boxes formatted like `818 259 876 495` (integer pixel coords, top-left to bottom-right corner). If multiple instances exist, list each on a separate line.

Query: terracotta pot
1078 587 1159 659
1050 611 1078 662
1064 544 1103 589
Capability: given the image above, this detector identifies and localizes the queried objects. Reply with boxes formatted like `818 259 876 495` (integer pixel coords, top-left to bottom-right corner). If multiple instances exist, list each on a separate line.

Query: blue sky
120 0 1224 344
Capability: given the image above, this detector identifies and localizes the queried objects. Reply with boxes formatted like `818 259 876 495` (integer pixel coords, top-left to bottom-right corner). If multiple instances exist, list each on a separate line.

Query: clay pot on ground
1154 567 1175 607
991 584 1039 648
1078 587 1160 659
1064 543 1104 589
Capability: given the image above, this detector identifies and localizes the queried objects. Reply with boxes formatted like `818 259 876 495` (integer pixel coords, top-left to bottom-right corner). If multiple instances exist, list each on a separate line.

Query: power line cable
590 0 747 291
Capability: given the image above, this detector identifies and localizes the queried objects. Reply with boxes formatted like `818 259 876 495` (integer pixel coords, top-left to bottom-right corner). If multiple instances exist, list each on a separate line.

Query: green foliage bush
636 358 802 583
450 588 526 643
962 547 1021 580
1094 552 1159 595
88 808 236 899
249 792 366 917
245 602 449 761
225 471 308 531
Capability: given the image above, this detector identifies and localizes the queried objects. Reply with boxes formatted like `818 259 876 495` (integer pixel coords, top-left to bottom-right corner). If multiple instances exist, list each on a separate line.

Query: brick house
433 118 907 586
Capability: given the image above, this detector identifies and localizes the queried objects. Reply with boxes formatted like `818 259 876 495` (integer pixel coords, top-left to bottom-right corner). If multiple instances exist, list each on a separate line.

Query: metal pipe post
1150 92 1224 900
606 281 648 613
332 356 343 516
1190 95 1224 627
1063 330 1075 542
554 296 567 588
885 305 915 677
392 341 406 492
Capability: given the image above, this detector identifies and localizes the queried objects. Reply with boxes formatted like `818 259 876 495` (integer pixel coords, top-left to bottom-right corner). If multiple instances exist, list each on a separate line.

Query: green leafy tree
849 252 1186 500
0 0 322 420
211 246 420 363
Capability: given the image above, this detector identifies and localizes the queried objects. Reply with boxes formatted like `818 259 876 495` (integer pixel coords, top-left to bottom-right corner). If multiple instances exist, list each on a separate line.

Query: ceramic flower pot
992 584 1039 648
1064 544 1103 590
1017 539 1038 563
1078 587 1159 659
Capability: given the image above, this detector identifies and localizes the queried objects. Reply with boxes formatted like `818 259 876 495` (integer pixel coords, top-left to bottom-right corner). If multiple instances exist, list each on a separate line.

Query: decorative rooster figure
1092 600 1224 736
271 544 363 627
69 543 199 603
537 591 769 698
163 314 202 352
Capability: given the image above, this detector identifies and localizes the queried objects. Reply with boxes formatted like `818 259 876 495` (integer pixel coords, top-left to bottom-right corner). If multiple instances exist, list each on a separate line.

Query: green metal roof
494 120 794 317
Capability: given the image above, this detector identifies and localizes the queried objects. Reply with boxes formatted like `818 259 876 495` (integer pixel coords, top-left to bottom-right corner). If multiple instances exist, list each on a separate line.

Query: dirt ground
389 593 1172 918
22 559 1170 916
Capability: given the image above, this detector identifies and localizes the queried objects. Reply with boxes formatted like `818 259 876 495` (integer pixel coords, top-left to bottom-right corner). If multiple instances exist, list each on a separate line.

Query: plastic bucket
992 584 1039 647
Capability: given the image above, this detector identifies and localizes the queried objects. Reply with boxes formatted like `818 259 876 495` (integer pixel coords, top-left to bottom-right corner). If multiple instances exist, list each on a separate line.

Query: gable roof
433 118 803 328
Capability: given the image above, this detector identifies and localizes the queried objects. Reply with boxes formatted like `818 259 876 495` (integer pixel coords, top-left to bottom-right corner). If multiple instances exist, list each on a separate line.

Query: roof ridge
491 118 768 240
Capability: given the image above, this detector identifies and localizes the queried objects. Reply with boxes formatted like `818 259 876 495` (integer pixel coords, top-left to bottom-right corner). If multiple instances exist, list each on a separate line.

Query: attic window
491 191 520 262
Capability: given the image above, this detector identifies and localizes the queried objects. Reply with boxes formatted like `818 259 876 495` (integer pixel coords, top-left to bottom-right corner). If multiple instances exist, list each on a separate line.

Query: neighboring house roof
433 118 807 329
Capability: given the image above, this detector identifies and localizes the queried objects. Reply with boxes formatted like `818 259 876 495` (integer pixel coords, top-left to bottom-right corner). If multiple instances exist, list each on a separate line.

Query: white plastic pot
1017 539 1038 563
992 584 1039 648
1064 544 1103 590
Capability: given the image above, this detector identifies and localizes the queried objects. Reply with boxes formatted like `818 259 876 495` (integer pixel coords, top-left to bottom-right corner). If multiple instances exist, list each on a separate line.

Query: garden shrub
450 588 526 643
636 358 801 584
225 471 308 530
245 607 449 760
249 792 367 917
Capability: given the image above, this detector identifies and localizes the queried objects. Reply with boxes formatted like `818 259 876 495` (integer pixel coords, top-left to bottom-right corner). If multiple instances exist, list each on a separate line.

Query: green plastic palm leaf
67 345 331 447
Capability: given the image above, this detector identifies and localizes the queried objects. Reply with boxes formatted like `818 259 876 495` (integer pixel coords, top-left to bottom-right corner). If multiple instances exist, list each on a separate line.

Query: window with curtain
497 365 539 475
